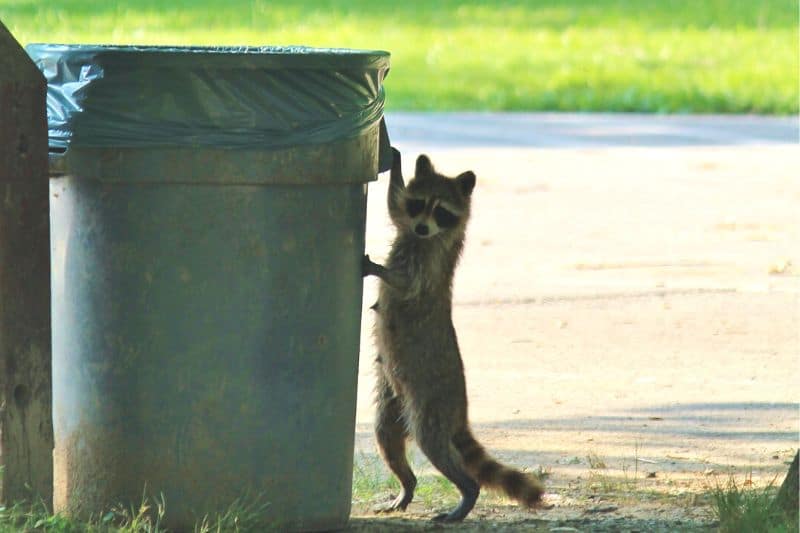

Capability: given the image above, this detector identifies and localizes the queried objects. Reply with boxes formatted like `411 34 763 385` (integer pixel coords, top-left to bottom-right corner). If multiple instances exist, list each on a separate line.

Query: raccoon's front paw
362 254 378 278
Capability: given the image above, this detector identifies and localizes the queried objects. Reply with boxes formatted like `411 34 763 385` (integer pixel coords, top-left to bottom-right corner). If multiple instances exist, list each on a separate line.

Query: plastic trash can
27 44 390 531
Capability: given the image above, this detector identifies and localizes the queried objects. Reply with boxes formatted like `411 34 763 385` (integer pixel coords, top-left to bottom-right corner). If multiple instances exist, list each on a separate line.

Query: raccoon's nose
414 223 429 236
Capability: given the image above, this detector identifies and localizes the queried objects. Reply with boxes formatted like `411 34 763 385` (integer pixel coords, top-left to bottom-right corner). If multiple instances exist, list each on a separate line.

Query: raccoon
362 148 544 522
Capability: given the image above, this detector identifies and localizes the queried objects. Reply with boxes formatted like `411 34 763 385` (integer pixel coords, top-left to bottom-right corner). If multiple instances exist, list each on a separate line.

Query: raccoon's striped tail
453 430 544 508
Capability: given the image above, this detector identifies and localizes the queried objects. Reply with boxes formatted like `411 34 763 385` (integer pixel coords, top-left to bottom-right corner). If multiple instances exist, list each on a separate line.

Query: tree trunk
0 19 53 508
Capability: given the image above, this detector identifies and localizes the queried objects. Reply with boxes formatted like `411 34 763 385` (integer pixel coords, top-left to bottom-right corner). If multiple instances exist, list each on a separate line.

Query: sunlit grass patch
0 0 796 113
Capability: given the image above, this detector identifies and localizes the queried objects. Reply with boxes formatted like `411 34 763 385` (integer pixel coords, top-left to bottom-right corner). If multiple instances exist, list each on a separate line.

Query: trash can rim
26 43 390 68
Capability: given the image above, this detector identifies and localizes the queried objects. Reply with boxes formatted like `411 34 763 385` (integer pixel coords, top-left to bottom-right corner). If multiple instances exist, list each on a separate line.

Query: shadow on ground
349 401 797 531
355 401 798 474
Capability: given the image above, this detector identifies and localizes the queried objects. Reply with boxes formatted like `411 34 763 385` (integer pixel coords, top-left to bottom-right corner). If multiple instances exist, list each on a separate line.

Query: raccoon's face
398 155 476 239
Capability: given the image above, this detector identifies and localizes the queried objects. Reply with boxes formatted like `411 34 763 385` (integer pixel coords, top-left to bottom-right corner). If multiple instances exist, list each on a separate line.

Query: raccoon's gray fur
363 148 544 522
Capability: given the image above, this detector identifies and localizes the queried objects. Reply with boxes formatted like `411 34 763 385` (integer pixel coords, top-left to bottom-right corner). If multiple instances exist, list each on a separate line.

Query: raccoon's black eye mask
433 205 459 228
406 198 460 228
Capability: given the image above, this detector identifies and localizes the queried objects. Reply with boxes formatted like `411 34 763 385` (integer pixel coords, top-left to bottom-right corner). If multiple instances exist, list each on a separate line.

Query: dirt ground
348 137 799 531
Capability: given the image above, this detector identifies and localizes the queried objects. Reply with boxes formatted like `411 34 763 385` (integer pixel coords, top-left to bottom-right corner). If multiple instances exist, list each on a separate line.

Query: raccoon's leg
415 424 479 522
374 373 417 513
387 147 406 216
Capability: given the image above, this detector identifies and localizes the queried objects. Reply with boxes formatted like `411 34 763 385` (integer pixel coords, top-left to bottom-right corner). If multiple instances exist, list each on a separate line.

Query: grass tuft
103 491 166 532
710 474 799 533
194 492 272 533
352 451 399 505
587 452 607 470
353 451 461 510
0 491 272 532
0 492 167 533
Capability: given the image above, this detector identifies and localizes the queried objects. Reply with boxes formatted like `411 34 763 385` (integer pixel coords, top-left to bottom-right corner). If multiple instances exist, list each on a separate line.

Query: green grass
711 475 799 533
0 498 165 533
1 0 797 113
352 451 461 510
0 493 271 532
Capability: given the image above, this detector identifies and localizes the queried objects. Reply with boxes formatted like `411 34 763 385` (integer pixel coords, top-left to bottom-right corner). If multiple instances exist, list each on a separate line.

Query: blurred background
1 0 797 114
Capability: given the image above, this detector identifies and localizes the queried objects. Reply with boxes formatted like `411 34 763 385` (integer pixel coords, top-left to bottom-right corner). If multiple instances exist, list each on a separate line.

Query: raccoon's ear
415 154 434 177
457 171 476 196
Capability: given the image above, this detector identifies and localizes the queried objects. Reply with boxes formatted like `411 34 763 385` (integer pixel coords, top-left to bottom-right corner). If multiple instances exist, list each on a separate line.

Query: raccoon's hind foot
372 487 414 514
416 433 479 522
430 485 479 523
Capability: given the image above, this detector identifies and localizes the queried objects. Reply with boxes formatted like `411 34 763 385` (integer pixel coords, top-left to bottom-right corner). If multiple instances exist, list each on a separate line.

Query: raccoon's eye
406 199 425 218
433 206 459 228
